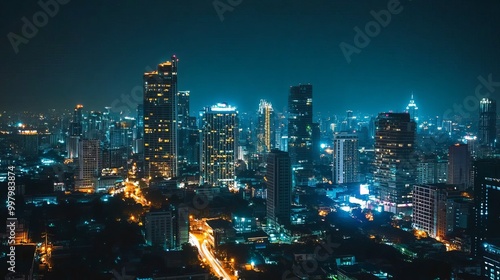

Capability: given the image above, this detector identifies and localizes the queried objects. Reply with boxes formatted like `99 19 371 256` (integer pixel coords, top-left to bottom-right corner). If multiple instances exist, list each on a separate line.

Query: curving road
189 233 234 280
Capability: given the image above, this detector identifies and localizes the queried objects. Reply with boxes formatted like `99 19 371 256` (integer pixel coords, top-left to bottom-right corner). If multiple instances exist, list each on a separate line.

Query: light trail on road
189 233 234 280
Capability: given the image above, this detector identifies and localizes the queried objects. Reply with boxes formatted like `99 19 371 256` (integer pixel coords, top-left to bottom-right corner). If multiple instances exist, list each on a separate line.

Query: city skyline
2 1 500 279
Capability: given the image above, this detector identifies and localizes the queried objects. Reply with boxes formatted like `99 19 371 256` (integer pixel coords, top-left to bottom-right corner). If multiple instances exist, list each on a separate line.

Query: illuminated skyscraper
288 84 313 185
256 99 275 154
266 149 292 228
143 55 179 179
332 132 359 184
373 113 416 214
478 98 497 148
200 103 238 187
405 93 419 122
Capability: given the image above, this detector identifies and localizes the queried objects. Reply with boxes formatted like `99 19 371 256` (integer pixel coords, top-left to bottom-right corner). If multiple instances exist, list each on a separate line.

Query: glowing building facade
257 99 275 154
143 55 179 179
373 113 416 214
200 103 238 187
332 132 359 184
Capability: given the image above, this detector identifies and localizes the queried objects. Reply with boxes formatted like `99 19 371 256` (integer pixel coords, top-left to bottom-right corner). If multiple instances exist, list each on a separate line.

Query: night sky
1 0 499 116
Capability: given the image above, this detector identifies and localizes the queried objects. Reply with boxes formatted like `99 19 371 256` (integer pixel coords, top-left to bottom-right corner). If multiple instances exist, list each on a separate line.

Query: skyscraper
288 84 313 186
177 91 190 129
447 143 471 190
67 104 83 159
256 99 275 154
472 159 500 279
412 184 460 240
478 98 497 148
143 55 178 179
332 132 359 184
373 113 416 214
266 149 292 228
76 139 101 191
405 93 419 122
473 159 500 257
200 103 238 187
177 91 191 165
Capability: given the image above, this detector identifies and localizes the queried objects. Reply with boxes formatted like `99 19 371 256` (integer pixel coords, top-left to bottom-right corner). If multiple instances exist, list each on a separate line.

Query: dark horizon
1 1 500 117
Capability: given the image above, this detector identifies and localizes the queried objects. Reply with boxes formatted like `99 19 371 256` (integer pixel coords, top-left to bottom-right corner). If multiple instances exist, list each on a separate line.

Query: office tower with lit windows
412 184 461 240
417 157 448 184
472 159 500 279
256 99 275 154
76 139 101 190
143 55 179 179
373 113 416 214
447 144 471 190
332 132 359 184
200 103 238 187
473 159 500 258
288 84 313 186
405 93 419 122
266 149 292 228
478 98 497 148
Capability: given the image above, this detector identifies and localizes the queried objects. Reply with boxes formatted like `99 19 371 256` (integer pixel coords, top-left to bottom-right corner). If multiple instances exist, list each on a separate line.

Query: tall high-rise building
143 55 179 179
177 91 191 165
177 91 190 129
288 84 313 186
69 104 83 136
405 93 419 122
76 139 101 190
136 104 144 139
473 159 500 257
266 150 292 228
447 143 471 190
373 113 416 214
478 98 497 148
332 132 359 184
472 159 500 278
67 104 83 158
412 184 461 240
257 100 275 154
200 103 238 187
